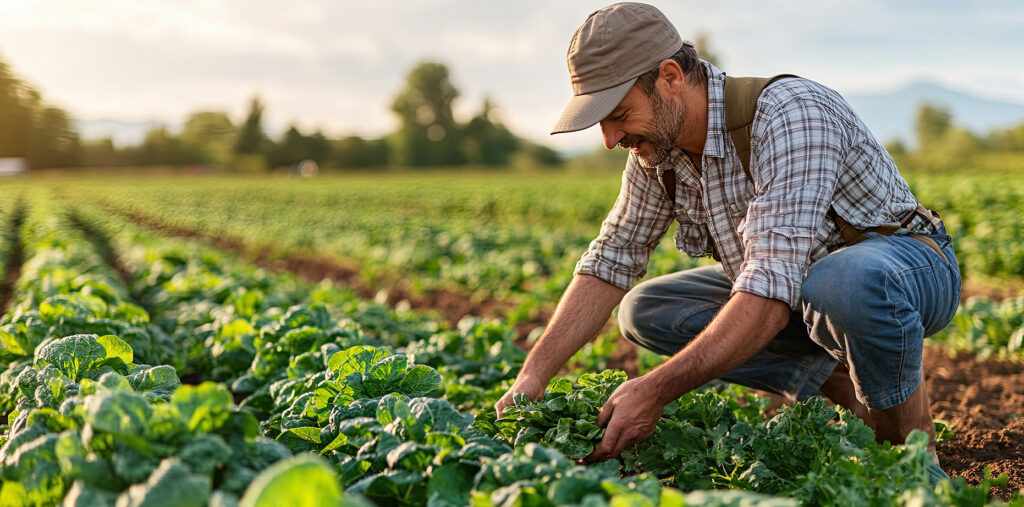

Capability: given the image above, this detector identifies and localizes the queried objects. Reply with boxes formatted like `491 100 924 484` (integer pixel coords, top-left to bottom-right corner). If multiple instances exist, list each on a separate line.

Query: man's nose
600 121 624 150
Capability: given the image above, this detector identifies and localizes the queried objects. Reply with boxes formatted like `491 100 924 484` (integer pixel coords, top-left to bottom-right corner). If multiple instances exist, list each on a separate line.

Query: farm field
1 170 1023 505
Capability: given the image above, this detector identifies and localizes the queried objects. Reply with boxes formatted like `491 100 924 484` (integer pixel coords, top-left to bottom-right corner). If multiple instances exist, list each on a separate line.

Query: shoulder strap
723 74 798 184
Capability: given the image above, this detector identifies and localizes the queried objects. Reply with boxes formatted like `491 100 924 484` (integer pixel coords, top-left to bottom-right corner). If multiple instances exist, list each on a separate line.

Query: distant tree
989 123 1024 151
80 138 119 167
885 139 908 158
181 111 235 167
27 106 79 168
462 99 519 166
942 127 983 159
232 96 269 172
235 96 267 155
0 57 37 158
0 53 80 167
390 62 463 167
137 126 204 166
332 136 389 168
568 145 630 173
694 32 721 68
914 103 952 150
513 141 563 169
267 125 332 168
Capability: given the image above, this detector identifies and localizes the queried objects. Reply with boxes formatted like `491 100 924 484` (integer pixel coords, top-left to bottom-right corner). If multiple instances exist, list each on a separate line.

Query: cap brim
550 78 637 135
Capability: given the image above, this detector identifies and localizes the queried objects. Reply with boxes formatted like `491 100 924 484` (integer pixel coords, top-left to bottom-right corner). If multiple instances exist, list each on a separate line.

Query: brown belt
830 205 949 264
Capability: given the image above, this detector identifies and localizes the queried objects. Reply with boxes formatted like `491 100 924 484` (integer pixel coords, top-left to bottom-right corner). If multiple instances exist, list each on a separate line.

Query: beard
619 90 685 169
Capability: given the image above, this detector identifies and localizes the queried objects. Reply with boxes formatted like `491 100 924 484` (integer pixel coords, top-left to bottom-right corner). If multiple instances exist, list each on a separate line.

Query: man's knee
618 278 720 355
802 250 892 343
618 282 655 346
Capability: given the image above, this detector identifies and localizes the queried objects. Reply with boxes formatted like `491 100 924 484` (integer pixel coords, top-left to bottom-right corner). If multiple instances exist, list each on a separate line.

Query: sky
1 0 1023 153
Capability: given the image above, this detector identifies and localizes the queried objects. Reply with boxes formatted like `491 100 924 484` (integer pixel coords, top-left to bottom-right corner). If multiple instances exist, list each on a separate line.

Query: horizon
2 0 1023 153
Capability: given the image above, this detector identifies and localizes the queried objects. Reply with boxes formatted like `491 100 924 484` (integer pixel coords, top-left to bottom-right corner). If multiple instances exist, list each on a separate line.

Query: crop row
59 171 1024 302
39 172 1024 361
58 174 709 306
0 188 1018 505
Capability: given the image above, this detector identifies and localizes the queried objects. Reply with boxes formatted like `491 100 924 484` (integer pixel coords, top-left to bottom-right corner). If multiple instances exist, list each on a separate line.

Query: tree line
0 55 561 171
887 103 1024 170
5 48 1024 172
0 56 79 168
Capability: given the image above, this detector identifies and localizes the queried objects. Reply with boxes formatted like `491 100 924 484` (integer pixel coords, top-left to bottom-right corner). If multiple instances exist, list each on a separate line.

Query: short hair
634 42 707 95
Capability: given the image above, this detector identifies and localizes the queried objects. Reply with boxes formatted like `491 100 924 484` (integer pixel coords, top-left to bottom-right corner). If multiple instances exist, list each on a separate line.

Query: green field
0 169 1022 505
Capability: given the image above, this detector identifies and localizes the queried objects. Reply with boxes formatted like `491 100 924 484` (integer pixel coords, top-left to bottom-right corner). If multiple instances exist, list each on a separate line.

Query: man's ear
657 59 685 92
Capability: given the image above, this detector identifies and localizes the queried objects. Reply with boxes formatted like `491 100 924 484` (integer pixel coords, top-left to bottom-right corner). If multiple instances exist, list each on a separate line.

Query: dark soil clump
927 347 1024 499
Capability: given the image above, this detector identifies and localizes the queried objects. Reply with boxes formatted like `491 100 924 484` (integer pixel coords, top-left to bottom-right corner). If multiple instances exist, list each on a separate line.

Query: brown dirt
960 277 1024 302
927 347 1024 499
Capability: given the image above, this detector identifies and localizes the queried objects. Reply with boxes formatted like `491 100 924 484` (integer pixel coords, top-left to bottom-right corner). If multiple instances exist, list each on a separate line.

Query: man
494 2 960 479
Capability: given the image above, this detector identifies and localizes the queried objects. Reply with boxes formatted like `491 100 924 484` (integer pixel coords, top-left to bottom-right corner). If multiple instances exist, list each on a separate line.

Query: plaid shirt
575 62 932 309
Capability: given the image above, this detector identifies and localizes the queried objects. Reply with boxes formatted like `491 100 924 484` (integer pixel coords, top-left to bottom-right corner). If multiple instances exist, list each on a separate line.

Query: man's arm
494 274 626 417
586 291 790 461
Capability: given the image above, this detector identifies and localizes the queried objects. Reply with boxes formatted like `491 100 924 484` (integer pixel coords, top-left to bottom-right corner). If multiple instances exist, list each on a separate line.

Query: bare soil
927 347 1024 499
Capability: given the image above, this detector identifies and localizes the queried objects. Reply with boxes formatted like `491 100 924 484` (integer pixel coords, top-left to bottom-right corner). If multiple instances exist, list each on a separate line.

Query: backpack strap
723 74 798 181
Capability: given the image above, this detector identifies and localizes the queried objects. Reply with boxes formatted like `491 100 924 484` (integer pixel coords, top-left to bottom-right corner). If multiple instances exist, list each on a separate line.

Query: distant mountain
75 118 177 147
845 81 1024 147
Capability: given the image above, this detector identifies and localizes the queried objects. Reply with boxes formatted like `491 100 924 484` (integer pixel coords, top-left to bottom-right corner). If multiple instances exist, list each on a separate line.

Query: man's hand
494 375 548 418
584 376 666 463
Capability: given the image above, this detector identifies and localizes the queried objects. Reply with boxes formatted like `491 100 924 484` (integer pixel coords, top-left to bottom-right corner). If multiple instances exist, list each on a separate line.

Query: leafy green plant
479 370 626 459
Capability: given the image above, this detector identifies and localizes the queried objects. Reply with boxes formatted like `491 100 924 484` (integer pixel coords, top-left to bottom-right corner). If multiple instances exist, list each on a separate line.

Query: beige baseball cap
551 3 683 135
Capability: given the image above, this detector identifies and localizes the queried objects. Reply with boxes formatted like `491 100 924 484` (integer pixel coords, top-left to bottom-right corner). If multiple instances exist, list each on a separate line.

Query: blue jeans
618 229 961 410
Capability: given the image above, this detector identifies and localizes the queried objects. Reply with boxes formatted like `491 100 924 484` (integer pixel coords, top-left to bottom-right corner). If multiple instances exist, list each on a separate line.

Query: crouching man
495 2 959 481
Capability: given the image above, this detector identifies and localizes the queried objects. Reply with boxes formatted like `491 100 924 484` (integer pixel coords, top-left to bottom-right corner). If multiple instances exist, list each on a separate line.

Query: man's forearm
643 291 791 404
519 274 627 383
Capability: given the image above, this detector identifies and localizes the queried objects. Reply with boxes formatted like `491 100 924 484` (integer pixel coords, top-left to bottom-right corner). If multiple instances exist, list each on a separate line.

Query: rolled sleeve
732 95 849 308
575 154 674 290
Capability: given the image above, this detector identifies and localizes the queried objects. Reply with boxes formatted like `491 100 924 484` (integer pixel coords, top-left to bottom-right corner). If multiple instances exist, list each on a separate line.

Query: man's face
600 85 685 169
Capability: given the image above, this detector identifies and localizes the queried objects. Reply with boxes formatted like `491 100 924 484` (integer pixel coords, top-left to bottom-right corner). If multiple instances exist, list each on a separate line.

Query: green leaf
239 454 349 507
34 334 107 381
284 427 322 443
0 327 29 356
176 435 233 476
320 432 348 455
118 458 211 507
560 437 594 460
545 397 568 412
363 355 409 397
552 418 573 445
171 382 234 433
376 393 408 427
385 441 437 471
327 345 390 380
313 380 355 414
84 390 153 437
97 334 133 364
548 378 573 394
398 365 442 397
127 365 181 402
427 462 474 507
63 480 118 507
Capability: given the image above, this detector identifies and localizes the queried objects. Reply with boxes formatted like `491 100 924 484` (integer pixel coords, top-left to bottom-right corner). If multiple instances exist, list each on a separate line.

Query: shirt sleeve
574 153 675 290
731 94 849 309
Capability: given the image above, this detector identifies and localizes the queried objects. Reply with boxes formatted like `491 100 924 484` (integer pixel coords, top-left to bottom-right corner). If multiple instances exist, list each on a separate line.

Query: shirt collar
702 61 727 159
